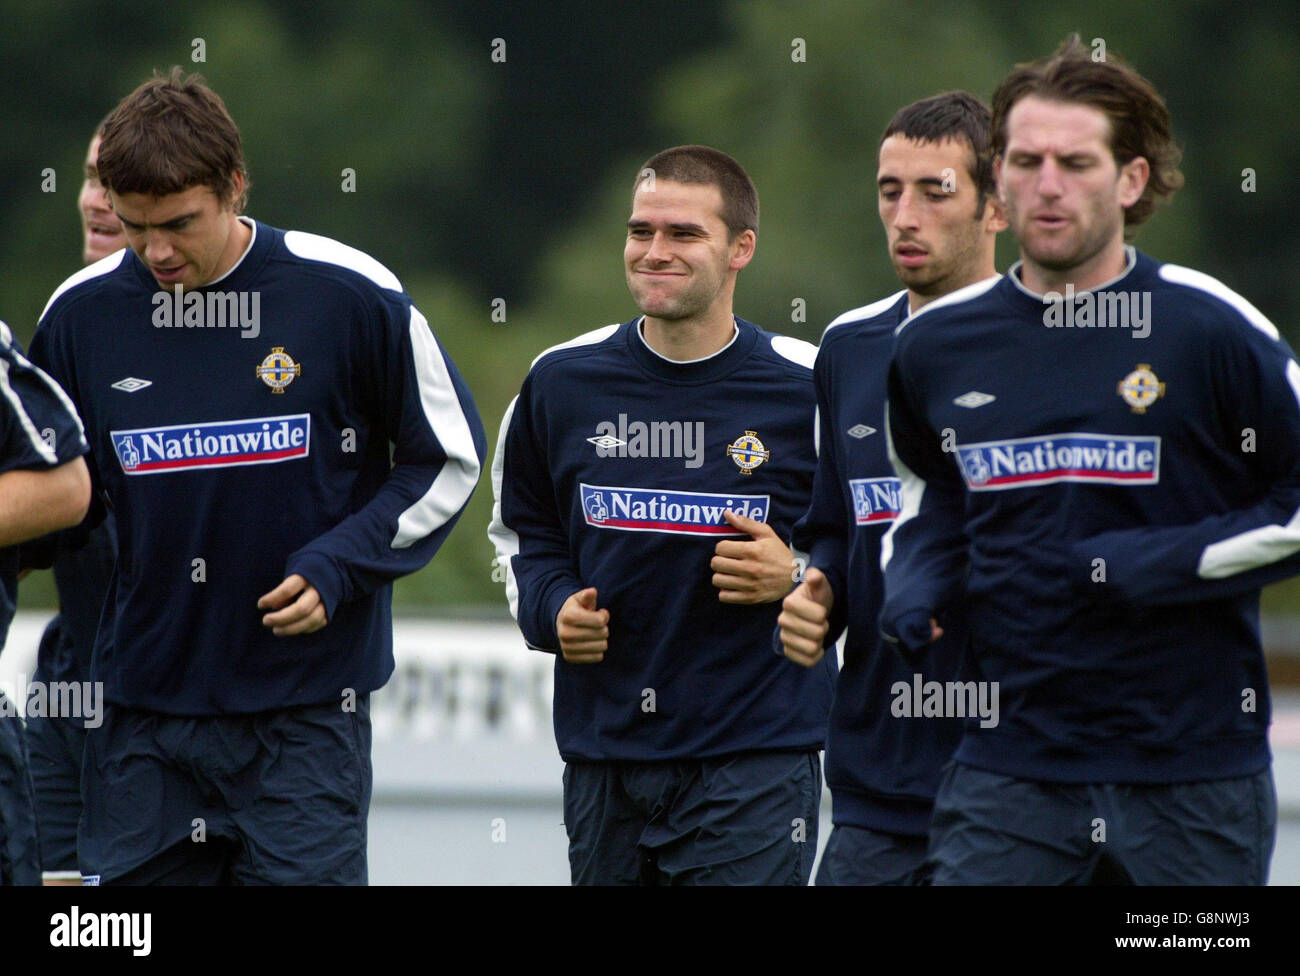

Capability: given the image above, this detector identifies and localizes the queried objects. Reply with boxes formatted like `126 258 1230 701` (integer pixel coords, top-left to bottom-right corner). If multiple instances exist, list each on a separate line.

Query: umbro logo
953 391 995 409
587 434 626 449
847 424 876 439
111 377 152 393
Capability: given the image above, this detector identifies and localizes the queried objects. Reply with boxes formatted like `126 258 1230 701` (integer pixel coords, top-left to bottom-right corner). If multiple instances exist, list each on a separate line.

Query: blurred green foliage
3 0 1298 616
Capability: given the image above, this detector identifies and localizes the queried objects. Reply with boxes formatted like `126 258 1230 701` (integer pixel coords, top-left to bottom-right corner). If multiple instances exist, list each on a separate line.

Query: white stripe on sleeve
486 396 522 619
880 403 926 572
1198 359 1300 578
0 359 59 465
392 307 482 548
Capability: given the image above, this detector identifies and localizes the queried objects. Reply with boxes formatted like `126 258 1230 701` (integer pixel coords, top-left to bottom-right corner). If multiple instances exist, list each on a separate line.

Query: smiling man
490 146 831 885
882 37 1292 884
78 132 127 264
29 68 485 884
779 92 1004 885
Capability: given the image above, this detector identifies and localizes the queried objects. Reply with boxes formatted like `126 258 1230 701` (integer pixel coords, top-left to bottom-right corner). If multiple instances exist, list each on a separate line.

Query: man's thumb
575 587 598 609
805 567 832 605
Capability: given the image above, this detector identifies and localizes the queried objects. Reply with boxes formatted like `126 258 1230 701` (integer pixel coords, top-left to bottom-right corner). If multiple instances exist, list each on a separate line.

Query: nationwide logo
110 413 310 475
955 432 1160 491
849 477 902 524
579 483 769 536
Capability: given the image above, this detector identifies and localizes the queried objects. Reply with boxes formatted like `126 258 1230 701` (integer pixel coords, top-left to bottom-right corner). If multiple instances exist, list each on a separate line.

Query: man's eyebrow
1007 149 1099 163
117 211 200 229
877 175 949 188
627 219 709 233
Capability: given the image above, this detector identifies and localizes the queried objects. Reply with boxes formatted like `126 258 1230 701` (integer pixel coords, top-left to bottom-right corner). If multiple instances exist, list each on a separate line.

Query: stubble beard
628 271 716 322
1013 200 1121 275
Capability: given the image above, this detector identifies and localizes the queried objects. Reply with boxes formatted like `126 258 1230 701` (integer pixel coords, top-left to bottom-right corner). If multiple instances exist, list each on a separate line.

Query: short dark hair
633 145 758 238
992 34 1183 229
98 67 250 211
880 91 996 215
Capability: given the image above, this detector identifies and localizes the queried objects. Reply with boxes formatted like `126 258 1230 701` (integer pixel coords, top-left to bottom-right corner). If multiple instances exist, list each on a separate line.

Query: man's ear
982 194 1009 234
1118 155 1150 210
729 228 757 271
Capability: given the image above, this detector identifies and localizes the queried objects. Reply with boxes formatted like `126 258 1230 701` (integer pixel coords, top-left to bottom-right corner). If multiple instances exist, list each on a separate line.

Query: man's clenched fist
778 567 834 667
557 587 610 663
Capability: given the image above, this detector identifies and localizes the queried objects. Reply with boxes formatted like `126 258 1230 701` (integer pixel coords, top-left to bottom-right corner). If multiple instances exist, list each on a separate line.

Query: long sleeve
488 382 583 652
5 322 88 473
285 303 485 620
1071 327 1300 606
790 356 849 647
20 315 105 570
880 358 968 651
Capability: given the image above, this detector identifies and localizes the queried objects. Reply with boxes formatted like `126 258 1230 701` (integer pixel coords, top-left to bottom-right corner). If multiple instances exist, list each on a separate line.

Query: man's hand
778 567 835 667
556 587 609 663
883 611 944 653
711 510 797 604
258 574 329 636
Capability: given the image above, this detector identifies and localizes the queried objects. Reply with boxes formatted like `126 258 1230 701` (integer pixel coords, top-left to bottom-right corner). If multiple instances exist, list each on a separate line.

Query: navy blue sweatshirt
792 291 967 836
30 221 486 715
883 249 1298 783
490 317 835 761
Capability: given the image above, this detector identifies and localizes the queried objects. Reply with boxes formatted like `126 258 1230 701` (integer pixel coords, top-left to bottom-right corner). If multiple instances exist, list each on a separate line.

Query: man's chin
893 264 941 291
1025 254 1084 275
1019 234 1088 272
84 247 121 264
632 297 690 321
